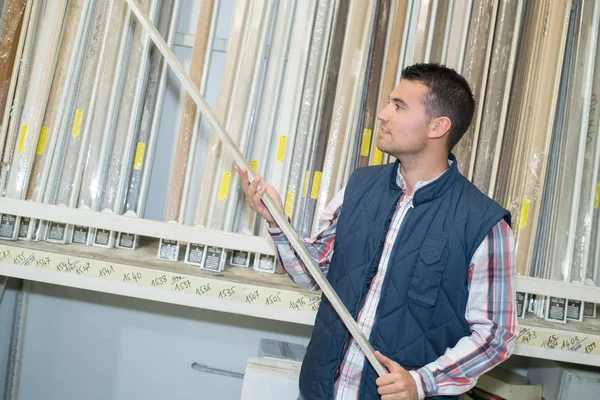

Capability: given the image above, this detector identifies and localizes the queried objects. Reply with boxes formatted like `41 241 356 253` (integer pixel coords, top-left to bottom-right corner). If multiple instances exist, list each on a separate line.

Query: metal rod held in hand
124 0 387 377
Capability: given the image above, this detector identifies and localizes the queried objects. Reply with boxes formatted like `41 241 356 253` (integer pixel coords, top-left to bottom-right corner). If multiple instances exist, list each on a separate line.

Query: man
235 63 517 400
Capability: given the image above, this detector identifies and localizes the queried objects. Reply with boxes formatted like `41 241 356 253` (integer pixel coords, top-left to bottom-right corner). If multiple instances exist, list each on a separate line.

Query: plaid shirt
268 164 518 399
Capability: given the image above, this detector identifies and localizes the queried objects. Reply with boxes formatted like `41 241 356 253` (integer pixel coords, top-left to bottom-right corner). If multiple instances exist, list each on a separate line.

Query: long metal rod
0 0 30 154
191 362 244 379
124 0 386 377
0 0 40 192
423 0 438 62
487 0 524 198
0 275 6 303
135 0 181 216
466 0 500 181
178 0 220 225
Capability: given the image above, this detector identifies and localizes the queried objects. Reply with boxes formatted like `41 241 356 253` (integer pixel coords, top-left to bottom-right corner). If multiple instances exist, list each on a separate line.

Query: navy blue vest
299 156 511 399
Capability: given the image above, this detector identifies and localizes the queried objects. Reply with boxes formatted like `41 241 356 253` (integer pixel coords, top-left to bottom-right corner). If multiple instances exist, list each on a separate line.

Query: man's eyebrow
389 97 409 108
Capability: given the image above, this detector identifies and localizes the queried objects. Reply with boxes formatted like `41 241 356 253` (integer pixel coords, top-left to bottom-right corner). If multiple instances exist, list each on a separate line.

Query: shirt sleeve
411 219 518 399
267 188 345 292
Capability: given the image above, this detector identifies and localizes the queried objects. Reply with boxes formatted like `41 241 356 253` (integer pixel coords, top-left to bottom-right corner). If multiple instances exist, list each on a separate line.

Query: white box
528 359 600 400
241 339 306 400
240 357 301 400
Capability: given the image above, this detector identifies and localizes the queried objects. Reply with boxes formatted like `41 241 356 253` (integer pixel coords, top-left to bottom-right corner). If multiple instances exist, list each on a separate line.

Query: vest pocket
407 236 448 307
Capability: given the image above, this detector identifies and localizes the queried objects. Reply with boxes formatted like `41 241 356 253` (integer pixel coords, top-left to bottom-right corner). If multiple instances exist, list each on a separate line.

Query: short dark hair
401 63 475 151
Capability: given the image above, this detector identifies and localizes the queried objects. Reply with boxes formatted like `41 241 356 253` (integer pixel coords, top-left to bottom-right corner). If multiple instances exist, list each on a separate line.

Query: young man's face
375 79 434 158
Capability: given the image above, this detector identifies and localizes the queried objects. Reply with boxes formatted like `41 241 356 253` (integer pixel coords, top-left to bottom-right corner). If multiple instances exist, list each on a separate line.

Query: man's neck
397 154 449 196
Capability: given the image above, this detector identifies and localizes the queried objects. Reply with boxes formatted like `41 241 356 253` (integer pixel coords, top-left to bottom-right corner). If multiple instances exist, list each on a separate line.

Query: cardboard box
476 367 542 399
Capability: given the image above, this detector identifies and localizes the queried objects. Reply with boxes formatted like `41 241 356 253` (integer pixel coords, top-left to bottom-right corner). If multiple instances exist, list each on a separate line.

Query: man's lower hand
375 351 418 400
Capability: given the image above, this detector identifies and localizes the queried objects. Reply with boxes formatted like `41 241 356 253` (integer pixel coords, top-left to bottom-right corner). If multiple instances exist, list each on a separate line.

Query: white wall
0 279 19 397
13 1 313 399
16 282 311 400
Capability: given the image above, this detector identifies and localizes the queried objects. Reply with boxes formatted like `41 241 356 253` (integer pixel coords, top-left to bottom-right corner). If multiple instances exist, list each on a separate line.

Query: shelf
0 198 275 255
2 237 600 367
0 239 317 325
5 199 599 304
515 313 600 366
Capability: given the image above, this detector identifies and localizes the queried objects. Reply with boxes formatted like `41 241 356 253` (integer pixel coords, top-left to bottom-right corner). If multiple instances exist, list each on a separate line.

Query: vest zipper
373 206 414 330
333 193 401 394
356 193 403 309
356 206 414 400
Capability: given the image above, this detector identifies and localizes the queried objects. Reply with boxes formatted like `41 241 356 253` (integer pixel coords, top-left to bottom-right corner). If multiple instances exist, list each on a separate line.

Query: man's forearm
266 199 341 291
268 227 322 291
414 321 517 398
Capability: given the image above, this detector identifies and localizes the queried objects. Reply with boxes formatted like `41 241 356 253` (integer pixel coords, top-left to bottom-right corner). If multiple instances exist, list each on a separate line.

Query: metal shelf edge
0 198 275 255
516 276 600 304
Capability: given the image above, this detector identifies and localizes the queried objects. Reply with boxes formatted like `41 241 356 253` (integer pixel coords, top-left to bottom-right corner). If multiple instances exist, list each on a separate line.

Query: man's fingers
247 175 261 203
237 167 259 209
375 352 412 400
234 166 247 183
377 382 402 395
375 351 403 373
258 184 268 197
376 373 400 387
235 167 279 224
381 394 403 400
236 166 262 196
253 184 268 206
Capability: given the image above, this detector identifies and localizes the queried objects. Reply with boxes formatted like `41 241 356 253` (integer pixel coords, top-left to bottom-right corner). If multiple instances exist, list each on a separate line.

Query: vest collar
389 153 461 206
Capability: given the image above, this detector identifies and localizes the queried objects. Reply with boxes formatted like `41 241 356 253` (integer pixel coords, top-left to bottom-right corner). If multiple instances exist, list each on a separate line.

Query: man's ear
428 116 452 140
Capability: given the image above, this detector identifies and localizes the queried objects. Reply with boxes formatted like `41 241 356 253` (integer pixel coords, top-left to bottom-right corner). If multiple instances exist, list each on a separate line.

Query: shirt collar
396 160 453 193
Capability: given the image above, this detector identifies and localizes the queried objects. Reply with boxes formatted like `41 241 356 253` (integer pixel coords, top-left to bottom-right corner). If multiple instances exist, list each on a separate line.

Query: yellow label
36 127 49 155
311 171 323 199
72 109 84 137
17 125 28 153
595 183 600 209
251 160 258 171
302 171 310 198
133 142 146 170
372 148 384 165
285 191 295 217
277 136 287 162
361 129 372 156
219 172 232 200
519 198 531 230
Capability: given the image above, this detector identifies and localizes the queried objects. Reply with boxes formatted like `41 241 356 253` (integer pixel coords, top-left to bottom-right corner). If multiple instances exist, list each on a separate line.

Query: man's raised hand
235 165 284 228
